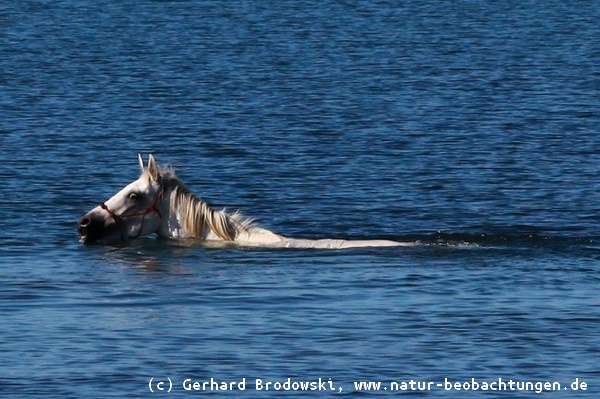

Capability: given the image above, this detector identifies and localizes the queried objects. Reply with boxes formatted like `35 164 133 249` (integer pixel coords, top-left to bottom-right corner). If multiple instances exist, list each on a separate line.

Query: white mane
145 167 254 241
169 179 253 241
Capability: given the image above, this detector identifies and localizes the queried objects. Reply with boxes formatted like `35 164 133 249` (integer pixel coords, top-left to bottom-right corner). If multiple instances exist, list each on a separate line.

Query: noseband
100 185 165 240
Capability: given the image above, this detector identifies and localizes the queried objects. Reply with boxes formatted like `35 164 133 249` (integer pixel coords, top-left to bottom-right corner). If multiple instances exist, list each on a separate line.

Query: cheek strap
100 186 164 239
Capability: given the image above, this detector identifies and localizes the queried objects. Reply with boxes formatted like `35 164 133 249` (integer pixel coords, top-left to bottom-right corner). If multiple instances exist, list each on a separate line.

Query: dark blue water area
1 1 600 398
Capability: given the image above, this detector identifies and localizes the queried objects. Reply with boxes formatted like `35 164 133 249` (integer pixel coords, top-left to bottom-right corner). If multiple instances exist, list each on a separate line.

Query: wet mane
149 167 253 240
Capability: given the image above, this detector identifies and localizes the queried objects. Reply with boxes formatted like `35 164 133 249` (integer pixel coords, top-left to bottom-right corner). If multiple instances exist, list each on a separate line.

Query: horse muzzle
77 212 121 244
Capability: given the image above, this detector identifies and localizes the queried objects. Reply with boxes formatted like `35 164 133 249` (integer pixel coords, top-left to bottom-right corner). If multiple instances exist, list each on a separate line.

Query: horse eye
128 192 141 201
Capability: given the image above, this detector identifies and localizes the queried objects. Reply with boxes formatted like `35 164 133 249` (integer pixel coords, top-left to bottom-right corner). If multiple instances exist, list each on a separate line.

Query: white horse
78 155 413 249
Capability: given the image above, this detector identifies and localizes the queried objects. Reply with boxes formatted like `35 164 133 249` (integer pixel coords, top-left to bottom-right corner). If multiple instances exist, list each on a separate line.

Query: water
1 1 599 397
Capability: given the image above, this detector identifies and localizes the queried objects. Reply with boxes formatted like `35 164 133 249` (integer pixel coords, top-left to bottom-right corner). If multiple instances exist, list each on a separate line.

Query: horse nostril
79 216 91 228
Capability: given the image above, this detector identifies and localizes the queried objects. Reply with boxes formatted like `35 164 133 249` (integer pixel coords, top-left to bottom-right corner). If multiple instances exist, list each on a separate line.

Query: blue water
1 1 599 397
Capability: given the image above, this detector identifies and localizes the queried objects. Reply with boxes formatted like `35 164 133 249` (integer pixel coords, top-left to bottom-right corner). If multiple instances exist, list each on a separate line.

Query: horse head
78 154 166 244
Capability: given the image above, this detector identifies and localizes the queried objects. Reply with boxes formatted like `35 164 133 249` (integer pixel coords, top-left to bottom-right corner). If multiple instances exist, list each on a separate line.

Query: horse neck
164 180 238 241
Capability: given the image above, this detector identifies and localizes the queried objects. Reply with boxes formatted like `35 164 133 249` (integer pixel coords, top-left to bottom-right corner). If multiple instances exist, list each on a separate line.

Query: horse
77 155 414 249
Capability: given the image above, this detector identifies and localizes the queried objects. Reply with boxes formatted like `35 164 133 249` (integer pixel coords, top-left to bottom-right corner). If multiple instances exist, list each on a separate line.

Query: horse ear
138 154 145 174
147 154 160 181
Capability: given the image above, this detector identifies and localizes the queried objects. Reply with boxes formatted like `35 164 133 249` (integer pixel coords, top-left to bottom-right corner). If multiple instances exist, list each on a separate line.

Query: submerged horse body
78 155 411 249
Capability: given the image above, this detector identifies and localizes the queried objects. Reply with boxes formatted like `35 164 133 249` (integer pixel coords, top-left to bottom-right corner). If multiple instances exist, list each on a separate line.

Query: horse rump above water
77 154 413 249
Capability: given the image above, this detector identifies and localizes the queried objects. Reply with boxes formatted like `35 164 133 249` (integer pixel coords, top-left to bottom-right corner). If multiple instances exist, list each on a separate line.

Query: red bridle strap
100 186 164 239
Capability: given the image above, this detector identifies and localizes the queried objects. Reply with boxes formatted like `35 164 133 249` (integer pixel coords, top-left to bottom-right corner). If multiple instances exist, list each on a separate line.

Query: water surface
1 1 599 397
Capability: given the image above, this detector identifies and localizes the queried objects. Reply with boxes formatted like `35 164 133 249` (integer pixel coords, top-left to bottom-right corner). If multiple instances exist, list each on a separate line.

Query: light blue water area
1 1 599 397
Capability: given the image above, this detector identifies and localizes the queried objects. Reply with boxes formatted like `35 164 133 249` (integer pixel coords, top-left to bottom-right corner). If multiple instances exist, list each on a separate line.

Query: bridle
99 185 165 240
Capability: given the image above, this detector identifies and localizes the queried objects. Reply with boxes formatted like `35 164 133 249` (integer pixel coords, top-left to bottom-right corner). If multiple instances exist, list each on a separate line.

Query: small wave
400 230 598 251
